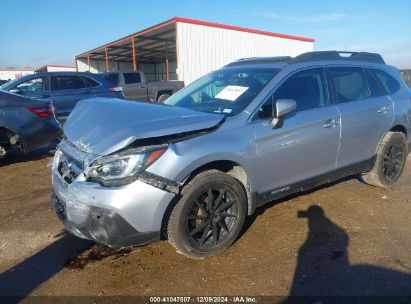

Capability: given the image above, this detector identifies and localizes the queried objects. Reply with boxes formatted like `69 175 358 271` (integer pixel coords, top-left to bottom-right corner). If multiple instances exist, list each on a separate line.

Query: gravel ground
0 149 410 301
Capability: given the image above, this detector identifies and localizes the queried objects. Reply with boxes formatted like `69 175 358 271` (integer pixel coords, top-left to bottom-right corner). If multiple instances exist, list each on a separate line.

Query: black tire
362 132 408 188
167 170 247 259
0 144 7 158
157 93 171 103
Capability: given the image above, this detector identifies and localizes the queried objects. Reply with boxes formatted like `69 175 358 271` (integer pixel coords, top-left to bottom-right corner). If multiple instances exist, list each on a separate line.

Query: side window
329 67 370 103
83 76 100 88
364 69 384 97
123 73 142 84
52 76 86 91
371 69 401 94
258 68 329 119
13 77 46 93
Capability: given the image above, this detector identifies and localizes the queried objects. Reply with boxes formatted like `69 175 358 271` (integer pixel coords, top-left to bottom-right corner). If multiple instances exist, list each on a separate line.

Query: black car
0 90 61 157
0 72 123 121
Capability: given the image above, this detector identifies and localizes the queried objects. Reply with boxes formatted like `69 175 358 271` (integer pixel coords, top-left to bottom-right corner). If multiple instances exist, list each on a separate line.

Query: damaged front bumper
51 141 177 248
51 193 160 247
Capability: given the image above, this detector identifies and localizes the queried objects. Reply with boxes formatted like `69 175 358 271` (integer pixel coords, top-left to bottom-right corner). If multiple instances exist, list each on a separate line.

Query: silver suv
51 51 411 258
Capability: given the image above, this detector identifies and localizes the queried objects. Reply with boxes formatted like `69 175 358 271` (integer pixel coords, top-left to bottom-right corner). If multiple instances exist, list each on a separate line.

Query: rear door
51 75 93 119
121 72 147 100
328 66 394 168
253 67 341 195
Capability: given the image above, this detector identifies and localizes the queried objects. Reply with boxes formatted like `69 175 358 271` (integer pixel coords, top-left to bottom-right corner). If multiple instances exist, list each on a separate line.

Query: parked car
51 51 411 259
0 90 61 157
0 80 9 86
100 71 184 102
0 72 123 121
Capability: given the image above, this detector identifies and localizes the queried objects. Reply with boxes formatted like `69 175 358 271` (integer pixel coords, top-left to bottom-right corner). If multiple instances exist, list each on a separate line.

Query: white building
35 65 76 73
0 68 34 81
75 17 314 85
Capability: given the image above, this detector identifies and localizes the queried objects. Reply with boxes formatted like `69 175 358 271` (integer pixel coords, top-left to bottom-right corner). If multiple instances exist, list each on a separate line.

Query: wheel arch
156 90 173 101
389 124 407 137
0 126 26 152
184 160 250 199
374 124 408 156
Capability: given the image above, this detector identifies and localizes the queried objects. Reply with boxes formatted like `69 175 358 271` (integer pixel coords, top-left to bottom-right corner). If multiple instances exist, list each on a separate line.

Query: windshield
165 67 280 116
0 77 21 89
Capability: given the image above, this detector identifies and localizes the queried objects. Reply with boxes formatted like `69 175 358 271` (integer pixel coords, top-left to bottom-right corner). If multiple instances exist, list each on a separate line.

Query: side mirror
270 99 296 128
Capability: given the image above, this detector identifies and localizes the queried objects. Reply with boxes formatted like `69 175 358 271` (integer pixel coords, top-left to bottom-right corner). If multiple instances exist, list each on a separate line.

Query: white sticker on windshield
215 85 248 102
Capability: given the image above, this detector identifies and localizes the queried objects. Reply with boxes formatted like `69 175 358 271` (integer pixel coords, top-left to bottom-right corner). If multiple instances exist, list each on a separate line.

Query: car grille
57 152 83 184
56 139 86 185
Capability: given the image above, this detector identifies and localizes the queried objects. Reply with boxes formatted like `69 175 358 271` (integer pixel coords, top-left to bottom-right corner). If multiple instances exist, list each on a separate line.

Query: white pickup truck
101 71 184 102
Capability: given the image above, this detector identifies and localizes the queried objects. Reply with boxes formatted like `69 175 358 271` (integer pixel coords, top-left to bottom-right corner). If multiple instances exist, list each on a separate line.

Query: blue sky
1 0 410 68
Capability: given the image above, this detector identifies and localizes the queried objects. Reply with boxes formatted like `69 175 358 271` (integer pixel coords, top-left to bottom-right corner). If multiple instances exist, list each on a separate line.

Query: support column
165 41 169 81
132 37 137 71
166 58 169 81
87 54 91 72
105 47 109 71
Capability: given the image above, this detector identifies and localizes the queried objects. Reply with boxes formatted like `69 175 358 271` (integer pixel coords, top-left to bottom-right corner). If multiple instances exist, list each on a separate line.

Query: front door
7 75 50 99
121 72 147 100
253 68 341 197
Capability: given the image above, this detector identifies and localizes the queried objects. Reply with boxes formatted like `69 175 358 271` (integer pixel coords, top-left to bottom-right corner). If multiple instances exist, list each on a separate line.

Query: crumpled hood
63 98 224 155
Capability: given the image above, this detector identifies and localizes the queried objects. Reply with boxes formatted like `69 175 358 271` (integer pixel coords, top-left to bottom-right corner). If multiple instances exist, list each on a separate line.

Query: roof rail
291 51 385 64
225 56 291 67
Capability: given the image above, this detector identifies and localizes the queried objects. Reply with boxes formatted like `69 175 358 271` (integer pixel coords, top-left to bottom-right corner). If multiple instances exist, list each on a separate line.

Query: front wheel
362 132 408 188
167 170 247 259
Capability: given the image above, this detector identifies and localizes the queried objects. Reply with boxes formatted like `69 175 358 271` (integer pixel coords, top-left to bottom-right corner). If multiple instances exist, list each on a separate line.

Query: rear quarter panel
383 66 411 148
0 97 59 152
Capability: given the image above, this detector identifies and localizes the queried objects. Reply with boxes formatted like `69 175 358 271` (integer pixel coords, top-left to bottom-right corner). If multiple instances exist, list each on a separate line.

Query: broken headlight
87 145 167 186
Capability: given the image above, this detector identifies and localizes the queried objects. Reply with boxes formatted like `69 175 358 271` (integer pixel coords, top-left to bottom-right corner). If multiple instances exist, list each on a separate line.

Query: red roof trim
75 17 314 58
173 17 315 43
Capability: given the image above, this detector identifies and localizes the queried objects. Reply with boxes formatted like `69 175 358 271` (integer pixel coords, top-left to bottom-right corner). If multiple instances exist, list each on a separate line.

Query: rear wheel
167 170 247 259
362 132 407 187
157 93 171 103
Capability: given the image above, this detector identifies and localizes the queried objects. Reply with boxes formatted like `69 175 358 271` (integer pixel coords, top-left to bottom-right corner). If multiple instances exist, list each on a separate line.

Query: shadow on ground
0 233 91 302
283 205 411 302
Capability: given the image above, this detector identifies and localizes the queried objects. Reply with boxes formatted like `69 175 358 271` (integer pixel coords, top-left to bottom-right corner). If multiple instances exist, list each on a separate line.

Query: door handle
323 119 339 128
377 106 390 113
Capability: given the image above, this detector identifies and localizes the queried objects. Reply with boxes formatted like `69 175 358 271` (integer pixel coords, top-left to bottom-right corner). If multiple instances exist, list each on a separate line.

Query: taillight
108 86 122 92
26 106 53 118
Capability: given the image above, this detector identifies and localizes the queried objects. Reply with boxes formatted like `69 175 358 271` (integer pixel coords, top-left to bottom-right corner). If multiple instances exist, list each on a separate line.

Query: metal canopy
76 20 177 71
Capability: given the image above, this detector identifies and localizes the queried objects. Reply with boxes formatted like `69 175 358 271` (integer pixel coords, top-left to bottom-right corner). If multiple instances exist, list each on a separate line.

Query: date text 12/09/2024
149 296 257 303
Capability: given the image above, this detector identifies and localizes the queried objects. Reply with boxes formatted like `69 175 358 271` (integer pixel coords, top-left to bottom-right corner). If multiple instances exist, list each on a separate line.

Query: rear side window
364 69 384 97
371 69 401 94
52 76 86 91
83 76 100 88
329 67 370 103
123 73 142 84
273 68 329 112
100 73 119 85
